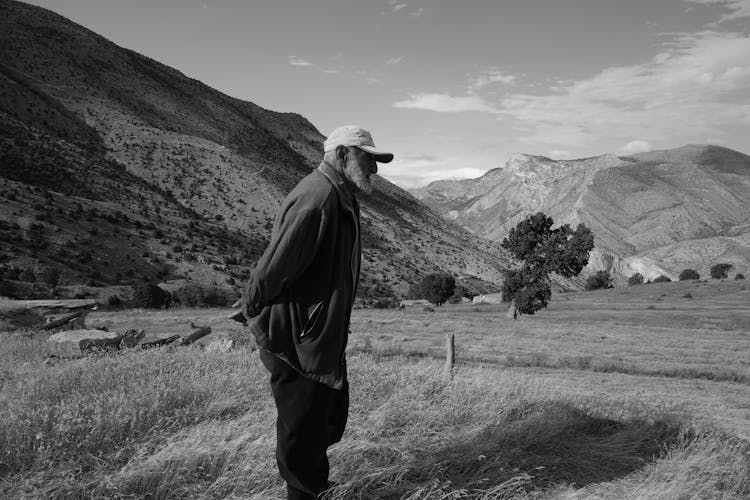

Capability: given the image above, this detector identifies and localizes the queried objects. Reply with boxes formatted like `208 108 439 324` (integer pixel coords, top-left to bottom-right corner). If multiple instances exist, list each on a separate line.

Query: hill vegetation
0 0 511 305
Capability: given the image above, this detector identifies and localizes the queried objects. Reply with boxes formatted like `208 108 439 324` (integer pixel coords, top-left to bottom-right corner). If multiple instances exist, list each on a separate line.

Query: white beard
345 164 373 195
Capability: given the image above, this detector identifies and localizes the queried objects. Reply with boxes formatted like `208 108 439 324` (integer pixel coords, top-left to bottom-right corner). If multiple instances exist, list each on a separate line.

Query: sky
24 0 750 188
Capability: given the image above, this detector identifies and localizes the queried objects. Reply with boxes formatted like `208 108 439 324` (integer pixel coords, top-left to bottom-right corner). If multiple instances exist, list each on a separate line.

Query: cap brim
357 145 394 163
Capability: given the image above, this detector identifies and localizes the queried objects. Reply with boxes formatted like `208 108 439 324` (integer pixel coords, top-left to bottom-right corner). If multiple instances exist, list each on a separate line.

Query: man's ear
335 145 348 162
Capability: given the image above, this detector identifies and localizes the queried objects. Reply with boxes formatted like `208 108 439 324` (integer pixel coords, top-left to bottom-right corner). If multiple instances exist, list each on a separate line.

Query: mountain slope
0 0 512 301
412 145 750 280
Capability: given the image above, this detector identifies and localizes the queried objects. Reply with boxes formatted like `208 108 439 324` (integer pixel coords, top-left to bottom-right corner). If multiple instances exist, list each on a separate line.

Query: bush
735 273 745 280
710 263 733 279
408 273 455 306
39 267 60 289
653 275 671 283
585 270 612 290
19 268 36 282
0 280 14 298
627 273 644 286
679 269 700 281
107 295 123 308
2 266 21 280
172 284 229 307
447 284 471 304
132 282 170 309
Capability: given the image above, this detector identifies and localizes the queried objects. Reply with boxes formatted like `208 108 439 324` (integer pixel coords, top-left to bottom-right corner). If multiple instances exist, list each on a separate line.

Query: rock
206 339 234 353
472 293 503 305
45 329 123 357
0 299 98 332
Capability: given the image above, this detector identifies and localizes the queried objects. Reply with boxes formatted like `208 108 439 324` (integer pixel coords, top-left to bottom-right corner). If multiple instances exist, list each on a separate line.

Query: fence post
444 332 455 380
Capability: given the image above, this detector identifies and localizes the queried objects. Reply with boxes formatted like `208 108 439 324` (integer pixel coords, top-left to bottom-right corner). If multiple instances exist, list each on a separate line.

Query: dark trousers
260 349 349 500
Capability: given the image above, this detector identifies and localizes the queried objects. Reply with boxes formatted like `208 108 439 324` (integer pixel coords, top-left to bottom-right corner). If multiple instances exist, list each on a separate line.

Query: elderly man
239 125 393 500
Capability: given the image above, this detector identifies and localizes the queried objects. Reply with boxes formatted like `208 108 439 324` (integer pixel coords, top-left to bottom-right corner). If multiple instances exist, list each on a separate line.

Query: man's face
343 146 378 195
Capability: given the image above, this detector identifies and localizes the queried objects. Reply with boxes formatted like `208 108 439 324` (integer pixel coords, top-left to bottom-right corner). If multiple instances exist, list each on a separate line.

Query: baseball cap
323 125 394 163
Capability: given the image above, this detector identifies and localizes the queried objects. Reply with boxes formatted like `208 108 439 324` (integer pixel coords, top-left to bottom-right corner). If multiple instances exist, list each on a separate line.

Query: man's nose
370 161 378 174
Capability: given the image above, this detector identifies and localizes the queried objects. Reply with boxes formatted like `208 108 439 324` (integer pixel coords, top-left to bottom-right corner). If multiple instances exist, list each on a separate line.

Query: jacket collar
318 161 357 213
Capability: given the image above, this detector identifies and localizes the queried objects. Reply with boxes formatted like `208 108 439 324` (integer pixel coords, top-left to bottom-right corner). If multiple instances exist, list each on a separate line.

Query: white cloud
409 8 426 18
471 68 517 89
393 93 495 113
385 56 405 66
392 3 407 12
320 69 341 75
619 140 652 154
494 31 750 147
684 0 750 22
379 153 486 188
289 56 314 67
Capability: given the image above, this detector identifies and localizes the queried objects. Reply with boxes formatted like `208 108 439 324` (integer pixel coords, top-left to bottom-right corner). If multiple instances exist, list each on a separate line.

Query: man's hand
229 299 248 325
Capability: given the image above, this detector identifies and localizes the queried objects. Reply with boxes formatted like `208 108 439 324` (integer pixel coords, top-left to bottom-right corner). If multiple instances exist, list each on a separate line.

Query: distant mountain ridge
0 0 512 300
412 144 750 281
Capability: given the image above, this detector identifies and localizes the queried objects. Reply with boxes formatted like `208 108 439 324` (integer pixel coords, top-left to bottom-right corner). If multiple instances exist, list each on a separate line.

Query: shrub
39 267 60 289
408 273 455 306
19 268 36 282
107 295 123 308
172 284 229 307
2 266 21 280
679 269 700 281
585 270 612 290
710 263 733 279
735 273 745 280
653 275 671 283
132 282 170 309
447 284 471 304
627 273 644 286
0 280 14 298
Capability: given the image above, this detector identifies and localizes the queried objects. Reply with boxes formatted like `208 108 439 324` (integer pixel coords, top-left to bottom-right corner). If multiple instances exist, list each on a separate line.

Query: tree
501 212 594 318
735 273 745 280
679 269 700 281
710 263 733 279
653 275 671 283
408 273 456 306
585 270 612 290
628 273 644 286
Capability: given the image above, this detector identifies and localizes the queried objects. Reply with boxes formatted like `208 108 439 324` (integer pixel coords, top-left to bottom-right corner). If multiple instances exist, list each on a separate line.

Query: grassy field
1 279 749 498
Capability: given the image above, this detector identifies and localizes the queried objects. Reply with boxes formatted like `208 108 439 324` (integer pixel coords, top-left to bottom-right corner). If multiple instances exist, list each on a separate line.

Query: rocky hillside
412 145 750 281
0 0 511 302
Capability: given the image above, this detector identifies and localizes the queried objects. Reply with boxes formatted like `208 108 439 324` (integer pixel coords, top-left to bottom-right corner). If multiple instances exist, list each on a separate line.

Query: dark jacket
241 162 361 389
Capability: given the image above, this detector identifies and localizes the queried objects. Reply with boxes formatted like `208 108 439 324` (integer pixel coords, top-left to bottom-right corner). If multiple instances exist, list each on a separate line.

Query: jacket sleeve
241 205 324 319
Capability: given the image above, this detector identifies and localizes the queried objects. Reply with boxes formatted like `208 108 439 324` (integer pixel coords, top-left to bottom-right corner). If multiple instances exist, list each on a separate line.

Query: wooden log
46 329 123 357
180 326 211 346
40 309 87 330
141 335 180 349
444 332 455 380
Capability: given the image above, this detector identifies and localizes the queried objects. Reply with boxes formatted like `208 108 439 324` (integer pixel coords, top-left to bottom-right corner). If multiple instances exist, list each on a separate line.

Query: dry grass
1 281 749 498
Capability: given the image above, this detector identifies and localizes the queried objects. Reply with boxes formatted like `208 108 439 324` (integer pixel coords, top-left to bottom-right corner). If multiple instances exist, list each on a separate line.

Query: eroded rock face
412 145 750 279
